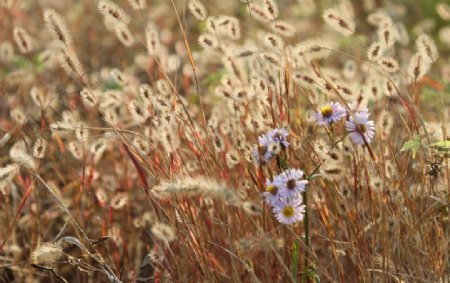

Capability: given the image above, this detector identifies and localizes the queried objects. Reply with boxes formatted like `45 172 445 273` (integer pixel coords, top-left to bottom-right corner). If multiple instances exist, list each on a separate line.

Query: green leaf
101 80 123 91
400 135 421 158
431 140 450 148
431 140 450 153
202 68 225 86
307 173 322 181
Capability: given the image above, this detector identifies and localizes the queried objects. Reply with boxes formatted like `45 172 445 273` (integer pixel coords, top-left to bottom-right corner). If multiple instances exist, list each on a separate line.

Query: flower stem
302 188 310 283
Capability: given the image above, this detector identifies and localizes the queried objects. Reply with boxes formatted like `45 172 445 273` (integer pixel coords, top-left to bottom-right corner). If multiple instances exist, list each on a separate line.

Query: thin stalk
302 188 310 283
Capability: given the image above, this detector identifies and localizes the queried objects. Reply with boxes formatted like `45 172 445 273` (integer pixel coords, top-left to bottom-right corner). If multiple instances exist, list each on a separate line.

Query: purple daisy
263 176 283 206
314 102 346 125
252 144 270 163
272 197 305 225
346 111 376 145
253 128 290 163
264 128 290 148
278 168 308 198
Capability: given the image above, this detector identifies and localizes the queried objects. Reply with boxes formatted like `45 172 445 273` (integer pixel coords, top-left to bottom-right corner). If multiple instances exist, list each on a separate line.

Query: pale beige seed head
0 41 14 62
367 42 384 61
98 0 130 25
416 33 438 63
33 138 47 159
188 0 207 21
322 7 355 36
43 8 72 47
128 0 146 10
30 242 63 268
13 27 33 54
262 0 279 20
115 24 135 47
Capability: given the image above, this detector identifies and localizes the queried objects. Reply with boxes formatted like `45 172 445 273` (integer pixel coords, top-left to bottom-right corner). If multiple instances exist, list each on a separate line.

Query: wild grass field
0 0 449 282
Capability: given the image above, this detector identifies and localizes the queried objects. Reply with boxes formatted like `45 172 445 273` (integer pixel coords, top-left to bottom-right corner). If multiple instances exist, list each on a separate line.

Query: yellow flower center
320 105 333 118
266 184 278 195
357 123 366 133
282 205 295 217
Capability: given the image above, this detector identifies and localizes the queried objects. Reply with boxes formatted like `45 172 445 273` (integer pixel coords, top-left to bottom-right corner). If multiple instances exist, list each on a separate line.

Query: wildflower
314 102 346 125
253 128 289 162
267 142 282 156
272 197 305 224
260 128 289 148
346 111 376 145
278 168 308 198
263 176 282 206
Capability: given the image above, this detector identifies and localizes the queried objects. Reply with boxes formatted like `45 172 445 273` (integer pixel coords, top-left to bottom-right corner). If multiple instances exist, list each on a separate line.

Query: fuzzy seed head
416 33 438 63
13 27 33 54
43 9 72 47
322 8 355 36
188 0 207 21
98 0 130 25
